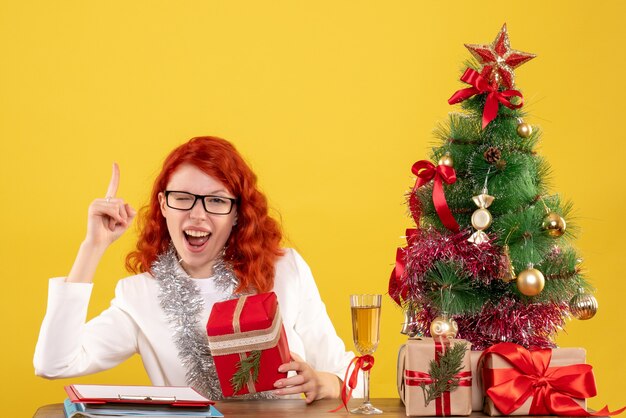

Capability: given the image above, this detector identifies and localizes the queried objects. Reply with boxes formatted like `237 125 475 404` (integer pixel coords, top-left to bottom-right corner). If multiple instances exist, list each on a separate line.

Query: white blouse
34 248 361 397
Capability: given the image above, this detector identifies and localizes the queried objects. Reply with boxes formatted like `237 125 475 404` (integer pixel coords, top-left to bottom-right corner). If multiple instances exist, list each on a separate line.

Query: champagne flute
350 294 382 414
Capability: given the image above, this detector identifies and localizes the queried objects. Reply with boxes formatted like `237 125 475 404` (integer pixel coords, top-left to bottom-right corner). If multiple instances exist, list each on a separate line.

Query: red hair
126 136 283 293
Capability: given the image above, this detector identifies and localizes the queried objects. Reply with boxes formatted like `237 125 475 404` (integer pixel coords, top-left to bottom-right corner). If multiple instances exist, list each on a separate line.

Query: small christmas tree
389 24 598 350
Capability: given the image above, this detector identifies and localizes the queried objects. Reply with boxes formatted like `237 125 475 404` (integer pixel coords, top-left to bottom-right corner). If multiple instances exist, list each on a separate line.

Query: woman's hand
273 352 341 403
66 163 136 283
85 163 136 249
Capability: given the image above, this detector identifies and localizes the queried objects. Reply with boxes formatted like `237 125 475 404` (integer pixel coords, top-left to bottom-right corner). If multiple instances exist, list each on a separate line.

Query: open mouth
184 230 211 248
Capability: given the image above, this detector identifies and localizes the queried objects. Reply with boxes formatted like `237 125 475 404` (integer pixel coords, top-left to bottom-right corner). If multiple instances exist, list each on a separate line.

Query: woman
34 136 358 403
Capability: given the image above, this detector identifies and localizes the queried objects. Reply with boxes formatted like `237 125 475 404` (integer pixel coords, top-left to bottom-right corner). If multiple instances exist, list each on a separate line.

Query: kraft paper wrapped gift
398 337 472 416
470 350 484 411
206 292 290 397
480 344 587 416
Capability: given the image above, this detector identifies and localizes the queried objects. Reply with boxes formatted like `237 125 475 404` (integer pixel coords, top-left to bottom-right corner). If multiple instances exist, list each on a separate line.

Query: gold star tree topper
464 24 536 89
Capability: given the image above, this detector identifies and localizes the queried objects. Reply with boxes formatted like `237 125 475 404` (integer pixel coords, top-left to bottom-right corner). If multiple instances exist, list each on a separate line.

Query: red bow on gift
410 160 459 233
480 342 626 416
448 68 523 129
330 354 374 412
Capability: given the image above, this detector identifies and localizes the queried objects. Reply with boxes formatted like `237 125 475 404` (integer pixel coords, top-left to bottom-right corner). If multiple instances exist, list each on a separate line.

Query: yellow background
1 1 625 414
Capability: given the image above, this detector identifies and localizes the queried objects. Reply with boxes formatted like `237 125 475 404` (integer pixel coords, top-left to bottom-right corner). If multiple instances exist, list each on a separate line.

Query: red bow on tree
448 68 523 129
480 343 626 416
388 228 418 306
409 160 459 233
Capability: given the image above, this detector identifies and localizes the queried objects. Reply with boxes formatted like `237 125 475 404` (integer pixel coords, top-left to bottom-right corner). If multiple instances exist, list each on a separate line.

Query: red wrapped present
398 337 472 416
480 342 625 417
206 292 290 397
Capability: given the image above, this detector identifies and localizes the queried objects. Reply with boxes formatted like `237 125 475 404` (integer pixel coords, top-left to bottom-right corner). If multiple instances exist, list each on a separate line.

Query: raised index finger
105 162 120 198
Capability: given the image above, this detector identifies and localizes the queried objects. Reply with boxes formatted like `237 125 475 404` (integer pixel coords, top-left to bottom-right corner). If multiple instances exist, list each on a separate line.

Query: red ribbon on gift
388 228 418 306
404 340 471 416
448 67 524 129
480 342 626 416
330 354 374 412
405 370 472 386
410 160 459 232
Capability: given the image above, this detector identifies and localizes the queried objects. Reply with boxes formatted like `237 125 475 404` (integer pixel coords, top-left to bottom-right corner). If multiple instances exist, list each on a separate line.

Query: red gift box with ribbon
480 342 625 417
206 292 290 397
398 337 472 416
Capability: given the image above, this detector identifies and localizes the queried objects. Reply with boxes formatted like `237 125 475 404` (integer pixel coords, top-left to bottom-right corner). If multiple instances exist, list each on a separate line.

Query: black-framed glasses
164 190 237 215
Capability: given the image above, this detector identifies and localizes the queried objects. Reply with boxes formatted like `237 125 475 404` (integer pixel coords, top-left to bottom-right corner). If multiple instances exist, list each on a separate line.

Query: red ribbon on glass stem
448 68 523 129
479 342 626 416
410 160 459 233
330 354 374 412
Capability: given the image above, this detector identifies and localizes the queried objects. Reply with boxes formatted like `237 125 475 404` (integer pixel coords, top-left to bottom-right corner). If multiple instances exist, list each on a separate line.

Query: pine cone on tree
483 147 502 165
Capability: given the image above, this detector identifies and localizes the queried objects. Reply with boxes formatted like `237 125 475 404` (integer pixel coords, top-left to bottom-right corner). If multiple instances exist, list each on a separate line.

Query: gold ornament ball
569 291 598 320
516 267 545 296
430 316 459 339
438 153 454 167
542 212 567 238
517 122 533 138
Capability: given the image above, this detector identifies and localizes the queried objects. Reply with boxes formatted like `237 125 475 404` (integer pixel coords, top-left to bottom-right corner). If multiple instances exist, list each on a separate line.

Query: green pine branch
420 341 468 407
424 260 488 315
230 350 262 395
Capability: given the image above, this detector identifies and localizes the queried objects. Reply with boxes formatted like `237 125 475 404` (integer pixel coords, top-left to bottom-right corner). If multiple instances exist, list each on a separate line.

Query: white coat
34 249 362 397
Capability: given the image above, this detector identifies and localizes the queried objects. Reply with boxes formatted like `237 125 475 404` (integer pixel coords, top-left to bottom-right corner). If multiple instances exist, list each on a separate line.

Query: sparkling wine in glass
350 294 382 414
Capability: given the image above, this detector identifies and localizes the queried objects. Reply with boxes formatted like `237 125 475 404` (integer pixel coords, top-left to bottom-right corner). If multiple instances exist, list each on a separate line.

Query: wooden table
33 398 596 417
33 398 414 417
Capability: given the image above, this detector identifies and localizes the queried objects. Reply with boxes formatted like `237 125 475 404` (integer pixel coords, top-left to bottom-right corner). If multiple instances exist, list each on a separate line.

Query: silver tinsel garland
152 245 275 400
